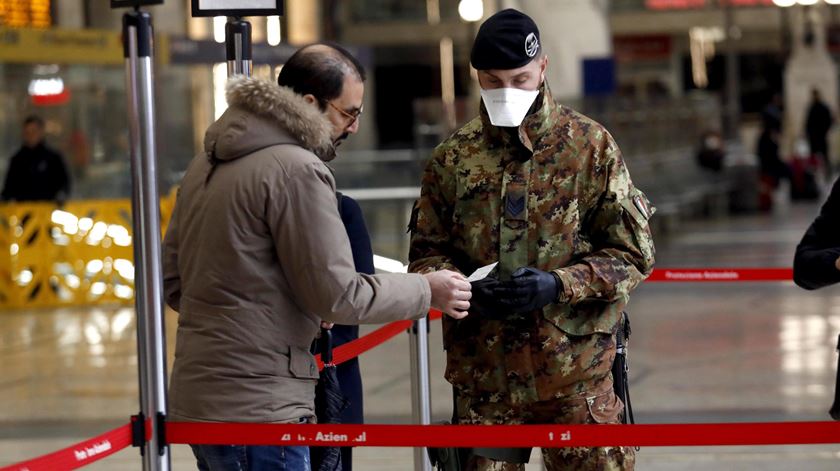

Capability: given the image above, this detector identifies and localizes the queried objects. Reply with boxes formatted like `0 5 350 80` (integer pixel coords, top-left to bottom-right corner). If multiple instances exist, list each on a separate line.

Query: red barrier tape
647 268 793 282
0 424 132 471
167 421 840 448
315 310 443 369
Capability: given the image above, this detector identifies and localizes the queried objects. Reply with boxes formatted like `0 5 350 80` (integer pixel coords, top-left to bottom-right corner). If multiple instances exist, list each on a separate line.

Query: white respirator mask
480 87 540 127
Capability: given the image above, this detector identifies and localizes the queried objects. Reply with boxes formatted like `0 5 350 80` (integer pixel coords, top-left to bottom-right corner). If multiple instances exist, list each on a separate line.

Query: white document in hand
466 262 499 283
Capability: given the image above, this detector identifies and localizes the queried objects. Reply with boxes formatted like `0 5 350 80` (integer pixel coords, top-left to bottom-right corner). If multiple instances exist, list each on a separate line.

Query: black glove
470 276 507 319
495 267 559 314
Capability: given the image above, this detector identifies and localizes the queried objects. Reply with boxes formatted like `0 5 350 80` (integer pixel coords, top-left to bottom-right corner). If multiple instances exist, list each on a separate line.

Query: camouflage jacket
408 85 655 402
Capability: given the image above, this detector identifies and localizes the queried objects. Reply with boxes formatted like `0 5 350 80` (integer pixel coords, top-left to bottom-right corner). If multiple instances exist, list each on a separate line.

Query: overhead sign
168 36 296 64
0 27 123 64
191 0 283 17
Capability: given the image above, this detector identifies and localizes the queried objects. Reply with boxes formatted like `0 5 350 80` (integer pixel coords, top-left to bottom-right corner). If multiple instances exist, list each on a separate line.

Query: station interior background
1 0 840 469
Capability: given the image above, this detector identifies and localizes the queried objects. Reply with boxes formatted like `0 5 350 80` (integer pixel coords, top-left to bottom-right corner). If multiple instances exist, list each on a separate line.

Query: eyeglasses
327 101 363 126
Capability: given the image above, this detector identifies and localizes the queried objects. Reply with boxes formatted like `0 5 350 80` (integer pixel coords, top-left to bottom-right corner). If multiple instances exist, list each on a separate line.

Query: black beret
470 9 541 71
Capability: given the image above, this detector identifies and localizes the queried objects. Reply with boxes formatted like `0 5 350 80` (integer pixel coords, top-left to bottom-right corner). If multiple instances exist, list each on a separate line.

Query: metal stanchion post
226 18 253 77
123 9 148 463
409 316 433 471
123 10 170 471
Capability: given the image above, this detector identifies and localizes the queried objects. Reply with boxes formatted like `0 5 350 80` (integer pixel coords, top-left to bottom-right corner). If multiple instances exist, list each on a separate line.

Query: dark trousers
190 444 310 471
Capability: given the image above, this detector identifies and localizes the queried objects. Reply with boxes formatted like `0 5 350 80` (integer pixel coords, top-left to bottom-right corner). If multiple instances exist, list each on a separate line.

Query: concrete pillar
501 0 612 101
782 4 838 160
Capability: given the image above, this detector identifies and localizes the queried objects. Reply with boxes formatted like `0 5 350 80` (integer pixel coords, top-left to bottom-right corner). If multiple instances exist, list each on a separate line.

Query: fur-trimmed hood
203 77 336 163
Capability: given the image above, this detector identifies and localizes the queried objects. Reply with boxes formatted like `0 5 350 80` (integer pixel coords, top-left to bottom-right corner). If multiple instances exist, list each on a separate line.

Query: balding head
277 42 366 111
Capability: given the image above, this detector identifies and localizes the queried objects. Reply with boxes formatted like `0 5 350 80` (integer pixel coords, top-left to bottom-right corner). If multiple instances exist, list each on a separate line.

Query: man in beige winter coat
162 43 470 470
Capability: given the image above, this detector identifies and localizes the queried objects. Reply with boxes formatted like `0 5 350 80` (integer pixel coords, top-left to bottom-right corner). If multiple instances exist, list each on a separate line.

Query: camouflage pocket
532 323 617 401
442 317 510 396
541 302 621 337
585 390 624 424
547 390 622 425
453 183 499 247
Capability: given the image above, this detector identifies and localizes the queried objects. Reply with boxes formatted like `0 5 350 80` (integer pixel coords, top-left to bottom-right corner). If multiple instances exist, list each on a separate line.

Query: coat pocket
288 345 320 379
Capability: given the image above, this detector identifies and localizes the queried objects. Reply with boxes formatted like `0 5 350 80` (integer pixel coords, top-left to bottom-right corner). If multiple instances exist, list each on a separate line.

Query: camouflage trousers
455 383 634 471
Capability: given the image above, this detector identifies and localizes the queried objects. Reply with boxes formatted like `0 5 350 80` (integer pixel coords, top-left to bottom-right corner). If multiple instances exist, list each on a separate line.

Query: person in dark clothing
756 124 791 210
793 176 840 290
309 193 371 471
762 92 783 132
1 116 70 202
757 126 790 184
805 89 835 175
328 193 373 471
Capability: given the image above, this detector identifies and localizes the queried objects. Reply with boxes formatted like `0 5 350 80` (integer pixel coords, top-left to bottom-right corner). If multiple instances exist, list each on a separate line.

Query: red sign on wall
613 35 672 63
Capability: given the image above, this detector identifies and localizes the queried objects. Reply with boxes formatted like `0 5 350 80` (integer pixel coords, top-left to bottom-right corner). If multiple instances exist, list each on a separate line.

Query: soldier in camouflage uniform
408 9 655 471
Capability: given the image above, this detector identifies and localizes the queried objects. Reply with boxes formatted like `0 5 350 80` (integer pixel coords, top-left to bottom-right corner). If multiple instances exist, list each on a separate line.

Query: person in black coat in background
805 89 835 176
312 193 372 471
2 115 70 203
794 176 840 289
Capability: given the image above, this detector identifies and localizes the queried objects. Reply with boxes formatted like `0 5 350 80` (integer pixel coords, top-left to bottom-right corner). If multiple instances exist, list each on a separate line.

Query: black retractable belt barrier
130 413 146 452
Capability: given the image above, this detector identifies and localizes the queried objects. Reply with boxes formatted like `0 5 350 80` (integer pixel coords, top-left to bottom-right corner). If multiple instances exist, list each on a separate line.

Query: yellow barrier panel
0 192 176 309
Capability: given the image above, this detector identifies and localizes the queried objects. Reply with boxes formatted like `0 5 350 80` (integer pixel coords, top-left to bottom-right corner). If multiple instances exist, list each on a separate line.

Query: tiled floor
2 199 840 470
